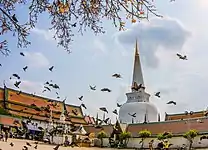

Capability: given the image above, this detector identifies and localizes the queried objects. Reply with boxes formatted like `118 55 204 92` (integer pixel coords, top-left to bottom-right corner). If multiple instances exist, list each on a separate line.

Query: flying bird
128 112 136 118
101 88 111 92
23 66 28 71
117 103 122 107
34 145 38 149
132 82 144 91
49 66 54 71
176 53 188 60
20 52 25 56
14 81 21 88
113 109 118 115
44 86 51 91
103 118 110 124
0 64 2 67
12 14 18 22
81 103 87 109
99 107 108 113
112 73 122 78
16 90 22 95
167 101 176 105
155 92 161 98
78 96 83 101
90 85 96 91
12 73 20 79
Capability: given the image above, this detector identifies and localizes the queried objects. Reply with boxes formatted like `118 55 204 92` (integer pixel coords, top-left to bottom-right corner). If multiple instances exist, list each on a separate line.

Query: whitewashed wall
97 135 208 148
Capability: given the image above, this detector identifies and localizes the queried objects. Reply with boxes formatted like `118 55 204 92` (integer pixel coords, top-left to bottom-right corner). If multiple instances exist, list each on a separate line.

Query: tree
183 129 198 150
119 131 131 148
157 131 173 141
0 0 162 56
138 129 151 149
97 130 107 147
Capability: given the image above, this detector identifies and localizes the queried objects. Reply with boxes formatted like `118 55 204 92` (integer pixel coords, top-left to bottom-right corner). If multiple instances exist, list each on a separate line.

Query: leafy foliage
139 129 151 138
183 129 198 140
157 131 173 140
183 129 198 150
119 131 131 147
0 107 10 115
119 131 131 140
97 130 107 139
0 0 161 55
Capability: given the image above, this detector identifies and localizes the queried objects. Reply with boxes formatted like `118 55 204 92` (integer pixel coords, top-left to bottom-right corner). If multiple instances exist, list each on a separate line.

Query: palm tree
183 129 198 150
138 129 151 149
119 131 131 148
97 130 107 147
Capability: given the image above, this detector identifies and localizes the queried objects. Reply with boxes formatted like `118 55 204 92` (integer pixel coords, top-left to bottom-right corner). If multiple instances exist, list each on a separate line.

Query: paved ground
1 138 208 150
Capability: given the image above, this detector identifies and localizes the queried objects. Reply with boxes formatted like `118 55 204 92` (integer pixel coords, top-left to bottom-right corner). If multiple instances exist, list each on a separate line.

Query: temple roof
0 87 87 125
83 125 114 137
0 115 21 127
127 117 208 137
165 111 206 121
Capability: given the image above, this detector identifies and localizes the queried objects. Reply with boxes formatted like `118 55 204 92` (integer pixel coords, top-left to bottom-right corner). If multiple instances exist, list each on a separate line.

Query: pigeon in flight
12 73 20 79
49 66 54 71
99 107 108 113
14 81 21 88
155 92 160 98
176 53 188 60
128 112 136 118
113 109 118 115
112 73 122 78
117 103 122 107
167 101 176 105
78 96 83 101
20 52 25 56
81 103 87 109
101 88 111 92
23 66 28 72
90 85 96 91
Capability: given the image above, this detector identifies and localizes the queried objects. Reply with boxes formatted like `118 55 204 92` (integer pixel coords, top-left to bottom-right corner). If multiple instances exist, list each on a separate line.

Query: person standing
5 130 8 142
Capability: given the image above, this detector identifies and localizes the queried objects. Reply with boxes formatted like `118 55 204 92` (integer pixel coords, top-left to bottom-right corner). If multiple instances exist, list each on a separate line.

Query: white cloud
31 28 55 41
91 38 108 55
116 17 191 68
23 51 50 68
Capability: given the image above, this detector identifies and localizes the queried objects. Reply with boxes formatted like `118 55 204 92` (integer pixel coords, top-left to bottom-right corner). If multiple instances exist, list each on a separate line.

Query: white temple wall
97 135 208 148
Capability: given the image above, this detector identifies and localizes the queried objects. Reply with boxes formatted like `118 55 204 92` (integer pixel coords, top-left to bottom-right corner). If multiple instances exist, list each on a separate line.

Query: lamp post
185 111 193 130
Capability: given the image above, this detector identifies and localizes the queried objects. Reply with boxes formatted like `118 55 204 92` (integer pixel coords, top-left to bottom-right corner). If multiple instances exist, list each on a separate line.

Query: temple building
119 40 158 124
0 86 87 132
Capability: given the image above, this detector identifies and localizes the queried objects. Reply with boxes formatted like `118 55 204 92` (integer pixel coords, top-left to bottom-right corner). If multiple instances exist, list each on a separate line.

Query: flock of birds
0 50 189 123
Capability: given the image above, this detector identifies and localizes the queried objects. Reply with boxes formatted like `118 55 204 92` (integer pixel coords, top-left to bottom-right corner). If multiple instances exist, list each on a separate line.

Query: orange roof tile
0 115 21 127
7 89 83 118
127 118 208 137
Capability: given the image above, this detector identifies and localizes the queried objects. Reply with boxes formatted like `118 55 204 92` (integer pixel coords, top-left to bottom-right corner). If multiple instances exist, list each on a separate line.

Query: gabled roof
83 125 114 137
165 111 205 121
127 117 208 137
0 115 21 127
0 86 87 125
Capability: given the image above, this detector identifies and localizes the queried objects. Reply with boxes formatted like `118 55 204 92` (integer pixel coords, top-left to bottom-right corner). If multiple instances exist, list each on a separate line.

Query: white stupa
119 40 158 124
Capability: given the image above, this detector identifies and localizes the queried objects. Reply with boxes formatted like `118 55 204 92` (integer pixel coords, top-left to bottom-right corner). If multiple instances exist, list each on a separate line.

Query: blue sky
1 0 208 122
